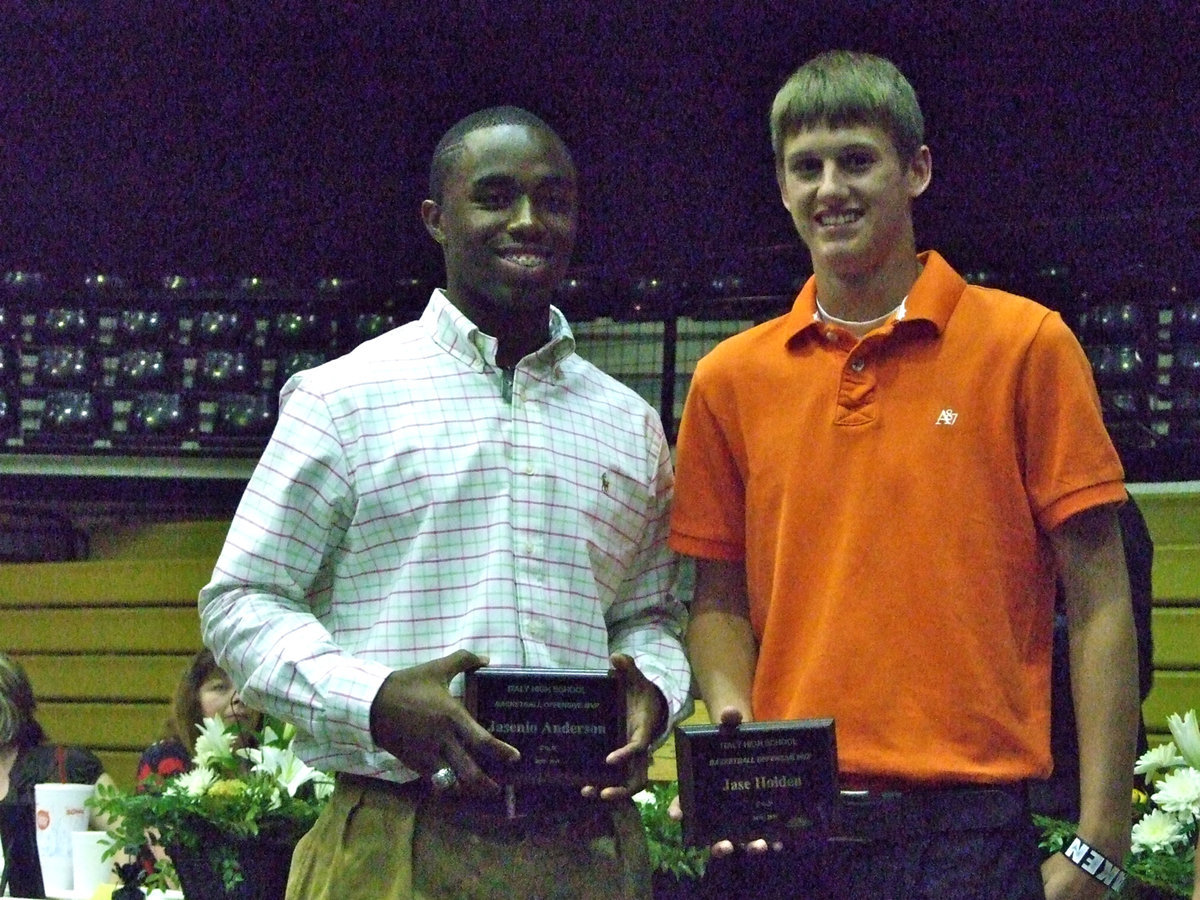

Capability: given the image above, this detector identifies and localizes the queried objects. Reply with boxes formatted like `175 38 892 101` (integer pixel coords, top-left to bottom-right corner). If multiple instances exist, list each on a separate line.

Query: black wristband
1061 834 1128 894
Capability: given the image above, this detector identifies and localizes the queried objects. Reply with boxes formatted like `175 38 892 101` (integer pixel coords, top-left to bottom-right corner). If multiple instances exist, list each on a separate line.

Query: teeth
818 211 860 226
504 253 547 267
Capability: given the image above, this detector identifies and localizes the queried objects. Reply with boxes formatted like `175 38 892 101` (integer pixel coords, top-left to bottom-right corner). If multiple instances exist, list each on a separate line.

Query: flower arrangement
1037 708 1199 899
633 781 709 883
92 716 334 894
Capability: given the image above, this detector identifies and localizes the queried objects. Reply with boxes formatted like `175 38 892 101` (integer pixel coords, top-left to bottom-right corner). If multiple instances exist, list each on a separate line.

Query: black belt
833 782 1029 843
336 773 606 827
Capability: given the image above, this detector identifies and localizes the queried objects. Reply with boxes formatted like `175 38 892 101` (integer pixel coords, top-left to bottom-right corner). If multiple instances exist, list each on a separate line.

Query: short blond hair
770 50 925 167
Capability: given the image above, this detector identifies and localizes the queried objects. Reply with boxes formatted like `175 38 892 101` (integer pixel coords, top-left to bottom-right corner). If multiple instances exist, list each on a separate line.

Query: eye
788 157 823 180
475 188 513 210
472 180 517 209
841 150 876 172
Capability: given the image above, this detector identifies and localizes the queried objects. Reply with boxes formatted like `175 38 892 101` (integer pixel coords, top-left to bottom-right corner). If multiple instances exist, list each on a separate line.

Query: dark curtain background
1 1 1196 291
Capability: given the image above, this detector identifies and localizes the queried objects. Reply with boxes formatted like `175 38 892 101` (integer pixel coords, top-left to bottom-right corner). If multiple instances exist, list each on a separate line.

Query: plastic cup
33 782 95 893
72 829 116 893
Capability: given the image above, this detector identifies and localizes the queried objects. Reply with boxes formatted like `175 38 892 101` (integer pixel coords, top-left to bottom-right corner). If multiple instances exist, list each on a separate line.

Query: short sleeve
1018 312 1125 531
135 739 192 792
669 354 749 561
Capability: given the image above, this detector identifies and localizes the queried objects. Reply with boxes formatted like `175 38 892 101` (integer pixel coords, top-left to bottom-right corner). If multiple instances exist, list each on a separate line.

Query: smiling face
421 122 578 336
777 122 931 283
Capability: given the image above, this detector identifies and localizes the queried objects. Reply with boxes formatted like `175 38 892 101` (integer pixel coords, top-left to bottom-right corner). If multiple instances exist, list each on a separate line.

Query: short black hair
428 106 571 202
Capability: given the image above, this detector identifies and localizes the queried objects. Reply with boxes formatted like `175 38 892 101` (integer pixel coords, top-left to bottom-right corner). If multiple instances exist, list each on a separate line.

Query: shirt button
850 358 866 372
525 542 535 555
525 465 535 476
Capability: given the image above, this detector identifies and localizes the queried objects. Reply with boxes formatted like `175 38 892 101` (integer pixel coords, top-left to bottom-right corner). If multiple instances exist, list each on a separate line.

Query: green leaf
636 782 709 881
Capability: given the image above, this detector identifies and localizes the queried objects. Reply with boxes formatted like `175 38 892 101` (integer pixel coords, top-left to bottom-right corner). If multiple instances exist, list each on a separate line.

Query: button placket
511 365 551 655
835 342 878 423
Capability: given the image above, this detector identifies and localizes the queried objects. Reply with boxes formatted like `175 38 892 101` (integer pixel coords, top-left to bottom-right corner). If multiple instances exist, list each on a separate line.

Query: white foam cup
71 829 116 893
33 782 95 893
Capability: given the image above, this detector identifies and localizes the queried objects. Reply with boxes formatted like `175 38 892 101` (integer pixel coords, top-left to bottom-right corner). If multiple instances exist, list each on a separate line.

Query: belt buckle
834 789 909 843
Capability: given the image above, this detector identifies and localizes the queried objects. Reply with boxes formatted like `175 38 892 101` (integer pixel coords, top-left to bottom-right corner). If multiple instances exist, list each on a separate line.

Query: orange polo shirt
670 251 1125 784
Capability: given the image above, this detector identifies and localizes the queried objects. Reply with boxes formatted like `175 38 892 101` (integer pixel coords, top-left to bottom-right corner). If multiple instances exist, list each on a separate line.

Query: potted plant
634 781 710 898
92 716 333 899
1036 708 1200 899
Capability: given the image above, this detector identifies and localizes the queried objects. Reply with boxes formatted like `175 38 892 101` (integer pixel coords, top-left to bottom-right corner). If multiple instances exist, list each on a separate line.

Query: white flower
1134 741 1186 779
274 721 297 745
631 790 654 807
1167 709 1200 769
260 722 285 746
264 783 284 812
170 766 217 798
1130 808 1190 854
239 744 323 797
1151 766 1200 822
313 773 335 801
193 716 236 768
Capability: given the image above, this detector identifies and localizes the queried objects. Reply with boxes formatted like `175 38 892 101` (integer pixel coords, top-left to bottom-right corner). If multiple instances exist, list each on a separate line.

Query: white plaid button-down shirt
200 289 690 781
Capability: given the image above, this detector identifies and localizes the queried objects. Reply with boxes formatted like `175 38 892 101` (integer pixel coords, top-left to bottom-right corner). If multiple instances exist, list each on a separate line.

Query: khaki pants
286 777 652 900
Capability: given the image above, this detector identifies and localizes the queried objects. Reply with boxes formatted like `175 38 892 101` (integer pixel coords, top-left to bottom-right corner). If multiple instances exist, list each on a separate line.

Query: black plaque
675 718 837 847
464 667 627 787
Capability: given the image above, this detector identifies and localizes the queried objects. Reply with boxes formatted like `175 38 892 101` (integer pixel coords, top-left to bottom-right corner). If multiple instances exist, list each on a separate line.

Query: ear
775 165 791 209
906 146 932 199
420 199 444 243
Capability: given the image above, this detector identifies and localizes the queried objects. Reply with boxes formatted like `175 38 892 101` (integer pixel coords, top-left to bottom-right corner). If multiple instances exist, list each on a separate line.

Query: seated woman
0 651 116 896
131 649 263 877
136 648 262 789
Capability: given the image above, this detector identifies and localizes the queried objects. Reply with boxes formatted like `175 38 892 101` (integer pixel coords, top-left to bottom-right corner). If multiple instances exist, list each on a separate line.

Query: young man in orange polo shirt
670 51 1139 899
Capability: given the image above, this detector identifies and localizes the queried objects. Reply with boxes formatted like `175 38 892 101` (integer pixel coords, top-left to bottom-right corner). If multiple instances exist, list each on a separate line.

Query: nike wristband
1061 834 1128 894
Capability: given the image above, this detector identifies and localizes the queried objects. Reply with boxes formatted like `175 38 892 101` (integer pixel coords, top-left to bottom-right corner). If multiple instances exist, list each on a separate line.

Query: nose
507 195 544 235
228 689 245 712
815 160 847 199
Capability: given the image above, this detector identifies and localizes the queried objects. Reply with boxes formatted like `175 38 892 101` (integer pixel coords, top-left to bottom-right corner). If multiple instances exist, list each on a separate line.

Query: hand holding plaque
464 667 628 788
674 717 838 848
370 650 521 796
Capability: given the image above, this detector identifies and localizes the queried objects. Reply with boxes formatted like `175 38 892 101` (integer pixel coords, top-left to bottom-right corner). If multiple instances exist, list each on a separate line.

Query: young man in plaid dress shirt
200 107 691 899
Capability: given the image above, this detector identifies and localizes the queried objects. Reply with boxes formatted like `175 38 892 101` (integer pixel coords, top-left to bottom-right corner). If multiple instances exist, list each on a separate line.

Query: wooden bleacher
1 486 1197 790
1 521 228 789
1131 484 1200 748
